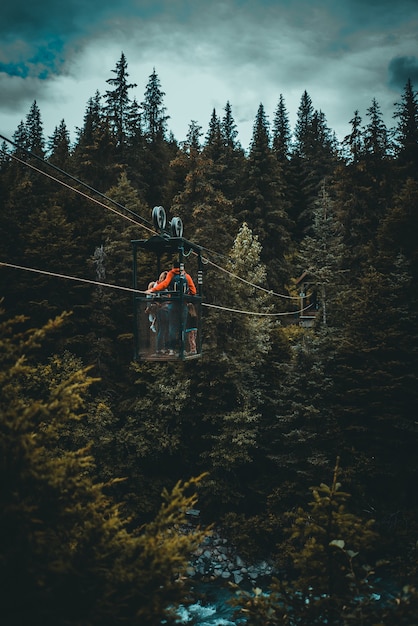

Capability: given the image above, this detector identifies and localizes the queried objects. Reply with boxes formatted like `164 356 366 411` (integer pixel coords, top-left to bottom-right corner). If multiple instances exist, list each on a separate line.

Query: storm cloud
0 0 417 149
388 55 418 90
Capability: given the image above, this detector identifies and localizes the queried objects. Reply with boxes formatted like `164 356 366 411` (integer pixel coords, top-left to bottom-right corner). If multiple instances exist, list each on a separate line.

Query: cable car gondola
132 207 203 362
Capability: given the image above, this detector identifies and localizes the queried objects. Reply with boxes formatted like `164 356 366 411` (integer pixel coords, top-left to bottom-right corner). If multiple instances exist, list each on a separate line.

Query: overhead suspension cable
1 135 303 303
0 261 147 295
0 261 312 317
0 149 155 235
0 134 154 229
201 254 300 300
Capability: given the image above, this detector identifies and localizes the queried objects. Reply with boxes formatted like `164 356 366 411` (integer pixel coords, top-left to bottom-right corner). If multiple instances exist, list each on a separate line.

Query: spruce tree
363 97 391 163
195 223 273 511
342 110 364 164
201 102 246 204
103 52 137 154
25 100 45 158
141 68 169 142
272 93 292 163
289 91 338 240
393 78 418 176
140 68 172 206
296 181 348 326
236 103 292 292
48 119 71 168
170 120 236 254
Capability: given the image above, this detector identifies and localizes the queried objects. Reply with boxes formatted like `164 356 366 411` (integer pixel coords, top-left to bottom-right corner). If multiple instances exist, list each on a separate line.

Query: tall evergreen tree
293 90 315 159
171 120 236 253
140 69 172 206
205 101 246 203
236 103 292 292
333 100 393 272
204 108 223 162
342 110 364 164
221 101 240 150
141 68 169 142
48 119 71 168
272 94 292 163
297 182 348 326
196 223 273 511
289 91 338 239
25 100 45 158
393 78 418 176
12 120 28 154
103 52 137 152
363 97 391 162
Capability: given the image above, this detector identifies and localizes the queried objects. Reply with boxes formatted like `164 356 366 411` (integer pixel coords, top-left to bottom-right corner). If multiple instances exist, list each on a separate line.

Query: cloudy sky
1 0 417 151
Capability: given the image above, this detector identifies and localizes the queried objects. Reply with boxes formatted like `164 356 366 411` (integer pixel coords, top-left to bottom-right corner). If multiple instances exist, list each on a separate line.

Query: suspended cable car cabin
132 207 203 362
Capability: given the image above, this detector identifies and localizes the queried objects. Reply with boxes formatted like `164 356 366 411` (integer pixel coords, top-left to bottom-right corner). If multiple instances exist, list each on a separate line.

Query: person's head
172 260 180 269
158 271 168 282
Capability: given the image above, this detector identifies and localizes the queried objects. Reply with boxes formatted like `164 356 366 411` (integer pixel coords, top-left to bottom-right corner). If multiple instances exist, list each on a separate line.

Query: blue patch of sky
0 61 30 78
0 37 65 79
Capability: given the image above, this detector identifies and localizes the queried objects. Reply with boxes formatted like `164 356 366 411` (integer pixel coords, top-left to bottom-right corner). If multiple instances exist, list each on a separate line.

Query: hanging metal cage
132 207 203 362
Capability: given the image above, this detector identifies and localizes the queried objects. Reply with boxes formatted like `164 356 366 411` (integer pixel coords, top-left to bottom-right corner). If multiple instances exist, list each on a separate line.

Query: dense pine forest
1 52 418 624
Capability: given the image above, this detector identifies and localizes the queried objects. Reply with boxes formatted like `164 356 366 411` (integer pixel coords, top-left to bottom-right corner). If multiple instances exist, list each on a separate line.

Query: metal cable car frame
132 208 204 362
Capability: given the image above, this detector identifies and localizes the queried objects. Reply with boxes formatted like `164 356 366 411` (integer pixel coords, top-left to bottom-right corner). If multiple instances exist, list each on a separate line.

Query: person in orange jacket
145 261 196 354
146 261 196 295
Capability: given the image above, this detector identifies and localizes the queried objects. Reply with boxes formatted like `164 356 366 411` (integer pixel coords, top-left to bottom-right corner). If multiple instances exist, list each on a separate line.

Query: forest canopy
0 54 418 624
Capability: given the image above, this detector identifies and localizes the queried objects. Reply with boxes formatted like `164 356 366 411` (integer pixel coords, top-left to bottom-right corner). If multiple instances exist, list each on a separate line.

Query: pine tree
393 78 418 176
103 52 137 152
200 102 246 204
236 103 292 292
296 182 348 326
48 119 71 168
288 91 339 240
272 94 292 163
363 98 391 162
141 68 169 142
139 69 172 206
293 90 315 159
195 223 273 510
72 91 120 193
204 108 224 163
25 100 45 158
124 97 147 194
221 101 240 150
170 120 236 254
342 110 364 164
12 120 28 154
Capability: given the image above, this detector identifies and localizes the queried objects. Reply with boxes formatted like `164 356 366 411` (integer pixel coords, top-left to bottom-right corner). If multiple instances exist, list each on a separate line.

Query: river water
173 582 247 625
170 578 397 625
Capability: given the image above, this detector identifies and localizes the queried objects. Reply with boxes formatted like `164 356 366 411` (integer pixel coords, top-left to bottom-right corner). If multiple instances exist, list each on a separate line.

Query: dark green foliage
236 103 293 292
0 310 209 626
288 91 339 241
1 56 418 625
231 461 383 625
393 78 418 177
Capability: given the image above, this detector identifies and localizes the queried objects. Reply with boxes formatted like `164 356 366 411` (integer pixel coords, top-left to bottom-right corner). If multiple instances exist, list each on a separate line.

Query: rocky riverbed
186 528 275 586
